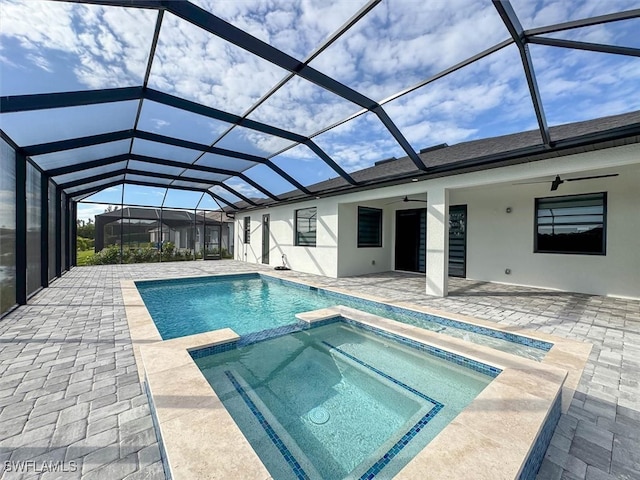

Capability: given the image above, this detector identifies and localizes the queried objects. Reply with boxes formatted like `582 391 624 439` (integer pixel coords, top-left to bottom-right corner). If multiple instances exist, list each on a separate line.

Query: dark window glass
295 207 316 247
26 162 42 295
535 193 606 255
0 139 17 315
358 207 383 247
243 216 251 243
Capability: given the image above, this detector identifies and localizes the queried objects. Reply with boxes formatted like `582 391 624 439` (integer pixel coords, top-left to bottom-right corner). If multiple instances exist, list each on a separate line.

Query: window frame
534 192 607 256
243 216 250 244
357 206 383 248
294 207 317 247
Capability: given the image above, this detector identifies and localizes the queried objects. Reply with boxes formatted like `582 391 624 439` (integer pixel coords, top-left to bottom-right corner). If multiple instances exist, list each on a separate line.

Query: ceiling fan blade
512 180 552 185
550 175 563 191
405 199 428 203
565 173 619 182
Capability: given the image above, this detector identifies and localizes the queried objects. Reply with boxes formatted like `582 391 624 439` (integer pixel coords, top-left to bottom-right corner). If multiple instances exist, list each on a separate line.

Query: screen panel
26 163 42 295
0 139 17 314
2 101 138 146
0 2 156 96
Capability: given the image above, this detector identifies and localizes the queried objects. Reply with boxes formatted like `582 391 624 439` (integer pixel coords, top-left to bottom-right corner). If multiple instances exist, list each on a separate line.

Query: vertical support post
65 196 71 272
41 175 49 287
71 201 77 267
15 150 27 305
159 207 163 262
55 187 62 277
119 187 124 264
193 208 197 261
425 187 449 297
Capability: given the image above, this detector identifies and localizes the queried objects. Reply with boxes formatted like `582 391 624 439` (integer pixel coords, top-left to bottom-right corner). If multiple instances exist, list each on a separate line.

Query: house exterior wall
337 200 394 277
236 199 339 277
451 165 640 299
236 143 640 299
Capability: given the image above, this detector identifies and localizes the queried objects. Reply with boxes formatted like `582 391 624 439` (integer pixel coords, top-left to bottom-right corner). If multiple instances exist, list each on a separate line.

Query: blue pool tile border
135 272 260 289
189 315 502 379
339 317 502 378
321 340 445 480
323 341 444 406
224 370 310 480
261 274 553 352
189 340 238 359
518 393 562 480
224 340 445 480
137 272 552 353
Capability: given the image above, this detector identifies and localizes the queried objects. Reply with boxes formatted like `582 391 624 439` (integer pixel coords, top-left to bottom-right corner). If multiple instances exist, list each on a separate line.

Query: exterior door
204 224 221 260
262 214 270 264
395 209 426 273
448 205 467 277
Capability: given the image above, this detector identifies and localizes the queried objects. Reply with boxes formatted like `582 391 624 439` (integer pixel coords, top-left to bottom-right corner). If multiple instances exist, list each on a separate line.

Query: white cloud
77 202 112 222
2 0 637 187
216 180 262 200
151 119 170 130
0 0 155 89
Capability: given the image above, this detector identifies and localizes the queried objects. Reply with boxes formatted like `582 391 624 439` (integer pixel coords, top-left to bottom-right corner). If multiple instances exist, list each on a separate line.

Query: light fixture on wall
506 207 512 213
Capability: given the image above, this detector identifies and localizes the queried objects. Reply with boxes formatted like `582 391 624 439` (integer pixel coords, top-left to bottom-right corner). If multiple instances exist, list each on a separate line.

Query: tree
77 222 95 240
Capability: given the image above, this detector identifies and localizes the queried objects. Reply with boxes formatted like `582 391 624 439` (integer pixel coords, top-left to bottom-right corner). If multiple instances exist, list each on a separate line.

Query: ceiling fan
514 173 618 191
386 195 428 205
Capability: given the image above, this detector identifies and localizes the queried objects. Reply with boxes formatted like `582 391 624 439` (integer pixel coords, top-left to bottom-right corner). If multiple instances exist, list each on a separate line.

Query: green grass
76 250 94 266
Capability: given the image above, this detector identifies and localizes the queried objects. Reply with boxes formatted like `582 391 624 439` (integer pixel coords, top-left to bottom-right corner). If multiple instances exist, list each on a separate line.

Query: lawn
77 249 94 266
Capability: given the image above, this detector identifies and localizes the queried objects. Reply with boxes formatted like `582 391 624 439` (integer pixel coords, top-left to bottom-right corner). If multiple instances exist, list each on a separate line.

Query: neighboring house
234 111 640 299
95 207 234 257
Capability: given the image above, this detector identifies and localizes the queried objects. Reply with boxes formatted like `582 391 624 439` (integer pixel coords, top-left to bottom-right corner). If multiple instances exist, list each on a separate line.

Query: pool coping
120 272 592 479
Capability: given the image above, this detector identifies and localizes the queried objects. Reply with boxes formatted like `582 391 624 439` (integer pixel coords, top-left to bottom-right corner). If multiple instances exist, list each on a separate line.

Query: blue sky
0 0 639 222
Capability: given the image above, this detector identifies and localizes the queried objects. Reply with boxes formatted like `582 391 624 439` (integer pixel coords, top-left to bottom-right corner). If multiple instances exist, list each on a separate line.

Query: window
535 193 606 255
243 216 250 243
358 207 382 247
295 207 316 247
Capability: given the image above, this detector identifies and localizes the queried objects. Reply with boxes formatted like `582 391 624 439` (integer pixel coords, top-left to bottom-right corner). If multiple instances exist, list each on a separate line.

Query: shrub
77 236 94 251
129 246 159 264
86 244 121 265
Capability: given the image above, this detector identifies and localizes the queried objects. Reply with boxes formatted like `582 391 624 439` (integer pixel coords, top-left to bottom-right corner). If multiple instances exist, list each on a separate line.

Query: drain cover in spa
308 406 330 424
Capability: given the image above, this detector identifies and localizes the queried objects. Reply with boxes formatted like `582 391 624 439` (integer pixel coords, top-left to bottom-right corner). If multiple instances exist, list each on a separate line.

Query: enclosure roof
1 0 639 211
96 207 231 222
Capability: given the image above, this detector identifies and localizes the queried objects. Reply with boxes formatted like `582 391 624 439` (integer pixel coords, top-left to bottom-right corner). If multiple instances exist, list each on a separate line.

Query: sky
0 0 639 222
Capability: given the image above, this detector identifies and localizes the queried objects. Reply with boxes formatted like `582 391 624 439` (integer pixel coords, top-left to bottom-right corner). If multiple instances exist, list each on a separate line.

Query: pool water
136 274 549 360
195 322 493 480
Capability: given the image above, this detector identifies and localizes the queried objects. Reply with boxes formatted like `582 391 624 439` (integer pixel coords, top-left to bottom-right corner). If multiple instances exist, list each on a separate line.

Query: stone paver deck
1 260 638 479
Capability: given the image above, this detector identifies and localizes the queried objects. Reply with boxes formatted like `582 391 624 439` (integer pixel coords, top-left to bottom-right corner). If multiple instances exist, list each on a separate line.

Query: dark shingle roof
232 109 639 210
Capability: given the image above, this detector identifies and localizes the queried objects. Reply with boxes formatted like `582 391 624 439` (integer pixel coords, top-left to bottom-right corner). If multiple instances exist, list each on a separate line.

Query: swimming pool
194 319 495 479
136 273 551 360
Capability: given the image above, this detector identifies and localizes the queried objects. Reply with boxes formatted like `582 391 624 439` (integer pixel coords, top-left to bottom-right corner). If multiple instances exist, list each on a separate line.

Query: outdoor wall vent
420 143 448 154
506 207 512 213
374 156 398 166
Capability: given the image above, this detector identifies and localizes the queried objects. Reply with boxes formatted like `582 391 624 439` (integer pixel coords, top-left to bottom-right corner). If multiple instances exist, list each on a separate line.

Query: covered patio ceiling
1 0 639 211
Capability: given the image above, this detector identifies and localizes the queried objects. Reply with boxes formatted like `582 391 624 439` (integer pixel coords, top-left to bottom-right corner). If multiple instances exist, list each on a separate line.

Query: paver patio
0 260 638 479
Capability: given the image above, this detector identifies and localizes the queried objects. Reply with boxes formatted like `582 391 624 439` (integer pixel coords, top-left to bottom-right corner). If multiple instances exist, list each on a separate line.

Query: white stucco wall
450 163 640 299
235 143 640 298
336 200 394 277
235 198 339 277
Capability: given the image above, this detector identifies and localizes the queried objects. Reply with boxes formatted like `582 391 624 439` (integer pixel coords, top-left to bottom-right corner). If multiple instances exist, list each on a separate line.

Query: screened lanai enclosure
93 206 233 259
1 0 639 316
